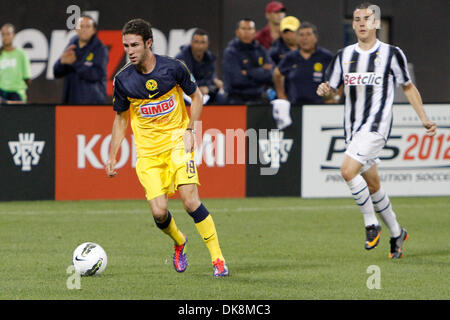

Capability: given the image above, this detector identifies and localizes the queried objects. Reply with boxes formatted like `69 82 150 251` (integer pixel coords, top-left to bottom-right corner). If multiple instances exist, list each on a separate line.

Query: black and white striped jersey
325 39 411 143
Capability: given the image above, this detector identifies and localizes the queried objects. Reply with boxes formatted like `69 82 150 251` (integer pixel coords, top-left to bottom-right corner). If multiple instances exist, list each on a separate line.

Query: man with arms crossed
106 19 228 276
317 3 436 259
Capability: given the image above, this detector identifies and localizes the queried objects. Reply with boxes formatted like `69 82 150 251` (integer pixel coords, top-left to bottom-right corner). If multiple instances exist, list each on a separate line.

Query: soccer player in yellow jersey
105 19 228 277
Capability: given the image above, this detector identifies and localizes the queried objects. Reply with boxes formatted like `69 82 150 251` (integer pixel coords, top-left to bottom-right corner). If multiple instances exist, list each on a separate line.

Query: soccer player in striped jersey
106 19 228 276
317 3 436 259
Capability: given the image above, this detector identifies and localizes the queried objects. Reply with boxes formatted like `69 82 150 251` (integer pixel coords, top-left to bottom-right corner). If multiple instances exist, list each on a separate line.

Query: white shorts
345 131 385 173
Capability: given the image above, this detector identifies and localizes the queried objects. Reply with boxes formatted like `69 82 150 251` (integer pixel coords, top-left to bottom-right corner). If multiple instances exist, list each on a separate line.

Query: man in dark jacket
268 16 300 65
223 19 273 105
273 22 334 105
53 15 108 104
175 28 226 104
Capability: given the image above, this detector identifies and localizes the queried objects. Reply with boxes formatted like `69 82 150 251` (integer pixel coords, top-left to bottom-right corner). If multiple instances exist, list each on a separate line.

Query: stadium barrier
54 105 247 200
301 104 450 197
1 105 55 201
1 104 449 201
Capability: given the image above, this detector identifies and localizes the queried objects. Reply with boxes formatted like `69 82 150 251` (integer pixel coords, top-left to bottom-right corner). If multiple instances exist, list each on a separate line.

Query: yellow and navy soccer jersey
113 55 197 157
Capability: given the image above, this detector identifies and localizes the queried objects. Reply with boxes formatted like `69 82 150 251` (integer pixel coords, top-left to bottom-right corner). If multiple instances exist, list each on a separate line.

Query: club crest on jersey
139 95 176 118
313 62 323 72
344 72 383 86
258 56 264 65
145 79 158 91
374 56 382 66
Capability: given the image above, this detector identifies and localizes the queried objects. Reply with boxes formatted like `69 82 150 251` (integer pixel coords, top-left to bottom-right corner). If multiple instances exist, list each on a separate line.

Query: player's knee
152 211 168 223
368 182 380 195
179 185 201 212
182 197 201 213
150 205 168 222
341 166 357 182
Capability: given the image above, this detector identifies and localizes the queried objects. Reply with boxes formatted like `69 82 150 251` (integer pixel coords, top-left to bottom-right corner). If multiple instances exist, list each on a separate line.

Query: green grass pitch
0 197 448 300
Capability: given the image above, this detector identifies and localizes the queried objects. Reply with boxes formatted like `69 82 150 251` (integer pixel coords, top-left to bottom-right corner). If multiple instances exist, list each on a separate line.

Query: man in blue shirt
268 16 300 65
175 29 226 104
53 15 108 104
223 19 273 105
273 22 335 105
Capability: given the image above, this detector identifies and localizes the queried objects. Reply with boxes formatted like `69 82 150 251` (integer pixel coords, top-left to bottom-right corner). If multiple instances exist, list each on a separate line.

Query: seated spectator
255 1 286 49
53 15 108 104
273 22 334 105
175 28 226 104
0 23 31 103
268 16 300 65
223 19 273 105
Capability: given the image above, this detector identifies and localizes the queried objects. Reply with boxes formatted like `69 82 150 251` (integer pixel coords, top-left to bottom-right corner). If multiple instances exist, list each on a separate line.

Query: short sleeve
175 59 197 96
277 54 292 76
21 50 31 80
325 50 343 90
391 47 411 86
112 77 130 112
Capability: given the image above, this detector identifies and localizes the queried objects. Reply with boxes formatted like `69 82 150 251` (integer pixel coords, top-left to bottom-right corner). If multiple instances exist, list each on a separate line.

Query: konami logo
344 72 383 86
139 95 176 118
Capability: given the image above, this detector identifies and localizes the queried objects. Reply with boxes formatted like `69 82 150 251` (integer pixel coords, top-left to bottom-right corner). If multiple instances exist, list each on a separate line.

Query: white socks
370 187 401 238
346 175 379 227
346 175 402 238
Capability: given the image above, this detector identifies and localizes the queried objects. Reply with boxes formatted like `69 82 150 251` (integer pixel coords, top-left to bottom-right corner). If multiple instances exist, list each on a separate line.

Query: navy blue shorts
0 88 22 101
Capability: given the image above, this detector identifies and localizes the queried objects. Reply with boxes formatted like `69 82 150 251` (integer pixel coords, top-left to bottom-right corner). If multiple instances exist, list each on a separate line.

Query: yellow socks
189 204 225 263
194 214 225 262
154 211 185 246
154 205 225 263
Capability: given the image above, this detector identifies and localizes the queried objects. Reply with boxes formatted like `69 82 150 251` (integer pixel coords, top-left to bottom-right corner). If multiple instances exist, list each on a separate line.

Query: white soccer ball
72 242 108 276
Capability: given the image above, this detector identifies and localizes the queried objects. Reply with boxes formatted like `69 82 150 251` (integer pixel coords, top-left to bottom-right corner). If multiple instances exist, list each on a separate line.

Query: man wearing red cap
255 1 286 49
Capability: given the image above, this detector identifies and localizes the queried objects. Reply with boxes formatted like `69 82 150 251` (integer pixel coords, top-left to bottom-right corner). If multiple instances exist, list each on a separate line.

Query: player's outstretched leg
179 184 229 277
189 203 229 277
341 156 381 250
364 166 406 258
153 212 188 272
150 196 188 272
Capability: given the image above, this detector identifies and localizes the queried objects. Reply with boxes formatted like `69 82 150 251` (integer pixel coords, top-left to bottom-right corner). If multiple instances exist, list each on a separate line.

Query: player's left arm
402 83 436 136
184 87 203 153
22 49 32 87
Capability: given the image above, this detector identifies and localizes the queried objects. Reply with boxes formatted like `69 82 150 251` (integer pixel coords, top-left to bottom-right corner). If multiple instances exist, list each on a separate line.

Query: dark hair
353 2 381 34
354 2 380 18
191 28 208 40
80 14 98 30
122 18 153 42
299 21 318 37
354 2 374 10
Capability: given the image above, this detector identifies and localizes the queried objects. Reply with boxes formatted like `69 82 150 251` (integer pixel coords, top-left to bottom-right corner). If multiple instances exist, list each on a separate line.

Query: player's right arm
273 67 288 100
316 81 337 99
106 110 129 177
107 76 130 177
318 49 343 99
